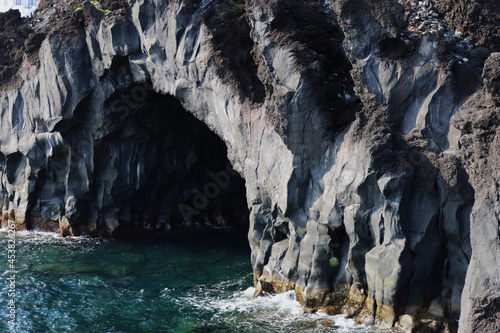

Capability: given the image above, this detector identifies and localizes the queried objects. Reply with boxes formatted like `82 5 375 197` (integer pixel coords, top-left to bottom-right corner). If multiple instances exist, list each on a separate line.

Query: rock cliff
0 0 499 331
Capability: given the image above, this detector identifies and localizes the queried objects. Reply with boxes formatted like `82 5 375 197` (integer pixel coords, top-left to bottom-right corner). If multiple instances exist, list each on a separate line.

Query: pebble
398 0 475 54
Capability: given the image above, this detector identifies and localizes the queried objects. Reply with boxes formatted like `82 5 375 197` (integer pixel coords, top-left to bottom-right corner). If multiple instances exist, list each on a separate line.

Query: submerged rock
0 0 499 331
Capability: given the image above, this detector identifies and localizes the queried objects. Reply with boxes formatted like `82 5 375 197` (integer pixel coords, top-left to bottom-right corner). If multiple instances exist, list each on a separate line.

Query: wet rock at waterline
0 0 499 331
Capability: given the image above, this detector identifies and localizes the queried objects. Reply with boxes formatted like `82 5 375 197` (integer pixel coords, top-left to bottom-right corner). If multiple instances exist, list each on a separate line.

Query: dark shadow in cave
57 84 249 236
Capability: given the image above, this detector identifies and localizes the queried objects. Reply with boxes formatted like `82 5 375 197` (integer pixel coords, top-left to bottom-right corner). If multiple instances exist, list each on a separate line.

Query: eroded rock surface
437 0 500 51
453 52 500 333
0 0 499 331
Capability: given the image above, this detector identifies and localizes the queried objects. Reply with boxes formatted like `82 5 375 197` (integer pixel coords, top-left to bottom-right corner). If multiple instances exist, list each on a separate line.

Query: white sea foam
0 228 103 244
0 227 59 238
161 281 374 332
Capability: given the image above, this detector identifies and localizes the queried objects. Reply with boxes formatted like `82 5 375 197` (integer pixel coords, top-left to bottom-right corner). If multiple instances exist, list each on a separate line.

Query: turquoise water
0 229 377 332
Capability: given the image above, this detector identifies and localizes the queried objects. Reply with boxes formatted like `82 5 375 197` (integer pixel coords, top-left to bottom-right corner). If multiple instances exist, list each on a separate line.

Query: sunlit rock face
0 0 499 331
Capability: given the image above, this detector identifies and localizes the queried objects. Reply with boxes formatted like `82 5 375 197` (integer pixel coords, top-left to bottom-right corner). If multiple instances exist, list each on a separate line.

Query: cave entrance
58 84 249 236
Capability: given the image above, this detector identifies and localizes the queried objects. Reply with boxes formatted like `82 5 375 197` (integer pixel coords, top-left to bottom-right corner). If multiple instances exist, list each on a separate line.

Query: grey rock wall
453 53 500 333
0 0 499 331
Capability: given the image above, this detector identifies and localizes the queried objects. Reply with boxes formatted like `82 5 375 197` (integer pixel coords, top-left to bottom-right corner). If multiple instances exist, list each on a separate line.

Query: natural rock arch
29 83 249 235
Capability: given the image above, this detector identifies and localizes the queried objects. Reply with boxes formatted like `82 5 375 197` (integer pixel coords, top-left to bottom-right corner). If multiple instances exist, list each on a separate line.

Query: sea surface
0 229 379 332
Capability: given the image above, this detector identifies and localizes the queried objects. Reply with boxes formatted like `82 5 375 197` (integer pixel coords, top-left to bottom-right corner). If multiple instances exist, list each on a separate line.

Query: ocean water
0 229 378 333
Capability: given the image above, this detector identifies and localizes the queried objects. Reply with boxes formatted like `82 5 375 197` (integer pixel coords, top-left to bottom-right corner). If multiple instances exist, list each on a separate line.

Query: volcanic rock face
0 0 499 331
452 53 500 333
437 0 500 50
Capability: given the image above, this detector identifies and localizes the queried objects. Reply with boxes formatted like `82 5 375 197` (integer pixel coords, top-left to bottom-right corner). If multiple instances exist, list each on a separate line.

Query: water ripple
0 230 378 332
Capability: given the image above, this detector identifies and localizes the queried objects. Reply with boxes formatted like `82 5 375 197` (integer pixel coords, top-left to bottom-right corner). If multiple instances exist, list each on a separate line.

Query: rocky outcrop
0 10 44 85
452 53 500 333
437 0 500 51
0 0 499 331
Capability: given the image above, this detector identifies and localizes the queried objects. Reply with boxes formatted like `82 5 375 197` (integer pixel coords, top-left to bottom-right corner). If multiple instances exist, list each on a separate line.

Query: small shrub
228 0 245 13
